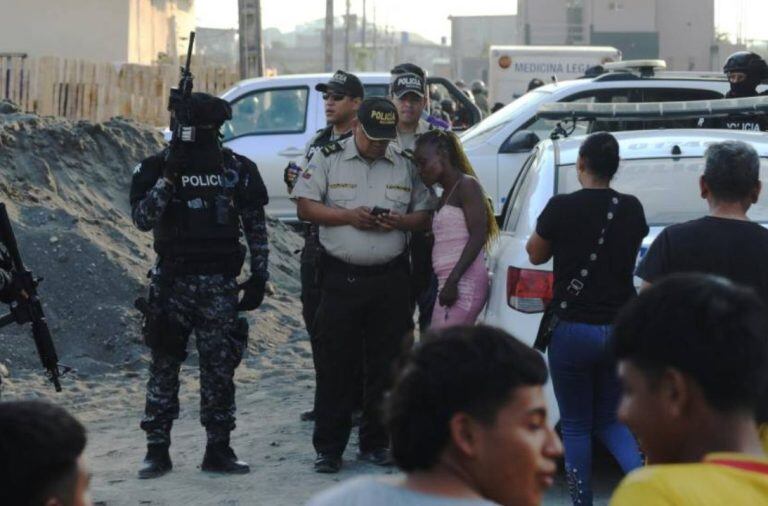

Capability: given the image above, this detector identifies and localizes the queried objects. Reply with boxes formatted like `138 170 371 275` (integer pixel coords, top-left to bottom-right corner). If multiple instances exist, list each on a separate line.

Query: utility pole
238 0 264 79
324 0 333 71
344 0 351 69
361 0 366 48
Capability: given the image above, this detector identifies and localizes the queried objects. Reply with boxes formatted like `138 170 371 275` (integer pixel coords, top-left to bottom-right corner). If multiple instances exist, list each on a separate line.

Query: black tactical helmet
180 92 232 127
723 51 768 80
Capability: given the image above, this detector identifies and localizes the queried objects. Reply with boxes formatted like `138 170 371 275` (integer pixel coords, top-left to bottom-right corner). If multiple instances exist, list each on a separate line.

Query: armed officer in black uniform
284 71 363 422
130 93 269 478
699 51 768 131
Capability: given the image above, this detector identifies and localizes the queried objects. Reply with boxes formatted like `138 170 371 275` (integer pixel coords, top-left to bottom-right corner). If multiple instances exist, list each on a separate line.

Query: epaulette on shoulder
321 141 343 156
400 148 415 161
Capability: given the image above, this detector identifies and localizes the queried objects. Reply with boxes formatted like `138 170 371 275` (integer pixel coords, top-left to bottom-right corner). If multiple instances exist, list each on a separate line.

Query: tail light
507 267 553 313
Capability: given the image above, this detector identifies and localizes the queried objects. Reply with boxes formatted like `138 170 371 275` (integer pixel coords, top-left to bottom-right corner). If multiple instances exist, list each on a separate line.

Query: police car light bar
537 96 768 121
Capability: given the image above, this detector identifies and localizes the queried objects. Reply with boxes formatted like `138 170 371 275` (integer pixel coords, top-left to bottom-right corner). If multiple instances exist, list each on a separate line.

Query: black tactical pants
140 273 244 446
312 255 411 457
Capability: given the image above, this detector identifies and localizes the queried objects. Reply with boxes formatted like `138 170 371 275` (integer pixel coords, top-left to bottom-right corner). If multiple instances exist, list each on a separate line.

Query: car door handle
277 147 304 157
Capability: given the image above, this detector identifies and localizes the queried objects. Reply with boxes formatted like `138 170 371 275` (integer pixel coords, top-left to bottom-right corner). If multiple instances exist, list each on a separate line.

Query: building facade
450 15 519 84
0 0 195 64
518 0 717 70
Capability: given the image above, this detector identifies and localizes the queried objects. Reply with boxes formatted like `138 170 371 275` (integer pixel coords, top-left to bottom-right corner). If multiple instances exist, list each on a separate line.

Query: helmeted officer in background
699 51 768 131
292 97 435 473
130 92 269 478
471 79 490 117
284 70 364 422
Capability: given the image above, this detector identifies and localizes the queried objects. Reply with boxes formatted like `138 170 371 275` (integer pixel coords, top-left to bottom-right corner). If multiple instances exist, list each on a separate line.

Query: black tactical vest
154 150 242 261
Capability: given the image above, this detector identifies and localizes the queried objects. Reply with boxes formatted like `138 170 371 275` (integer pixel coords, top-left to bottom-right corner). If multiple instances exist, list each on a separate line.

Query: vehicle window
504 149 541 232
641 88 723 102
461 89 552 143
510 89 634 147
556 157 768 225
364 84 389 98
592 88 725 132
221 87 309 140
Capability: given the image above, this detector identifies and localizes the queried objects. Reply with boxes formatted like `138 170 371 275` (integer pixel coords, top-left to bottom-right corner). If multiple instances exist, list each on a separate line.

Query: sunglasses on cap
322 93 348 102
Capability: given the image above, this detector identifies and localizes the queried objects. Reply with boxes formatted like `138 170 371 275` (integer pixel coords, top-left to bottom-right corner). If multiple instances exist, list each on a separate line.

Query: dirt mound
0 107 303 377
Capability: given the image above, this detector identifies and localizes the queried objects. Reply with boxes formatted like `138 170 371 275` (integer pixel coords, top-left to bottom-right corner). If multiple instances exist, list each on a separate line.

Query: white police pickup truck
211 73 480 220
461 60 767 213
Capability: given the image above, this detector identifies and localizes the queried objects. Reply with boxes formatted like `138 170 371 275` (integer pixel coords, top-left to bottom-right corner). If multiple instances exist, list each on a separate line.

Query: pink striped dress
430 204 490 328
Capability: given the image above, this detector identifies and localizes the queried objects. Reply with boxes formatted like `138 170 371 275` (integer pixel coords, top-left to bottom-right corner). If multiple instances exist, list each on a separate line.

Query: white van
488 45 622 105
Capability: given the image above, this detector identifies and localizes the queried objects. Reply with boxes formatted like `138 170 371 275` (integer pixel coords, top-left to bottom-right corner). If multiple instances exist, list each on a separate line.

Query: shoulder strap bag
533 194 621 352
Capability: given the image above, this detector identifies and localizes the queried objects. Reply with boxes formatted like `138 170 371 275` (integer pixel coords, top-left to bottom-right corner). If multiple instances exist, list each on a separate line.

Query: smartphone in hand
370 207 391 216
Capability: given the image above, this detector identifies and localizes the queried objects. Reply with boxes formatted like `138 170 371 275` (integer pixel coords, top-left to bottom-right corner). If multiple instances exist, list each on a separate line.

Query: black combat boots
138 443 173 479
201 442 250 474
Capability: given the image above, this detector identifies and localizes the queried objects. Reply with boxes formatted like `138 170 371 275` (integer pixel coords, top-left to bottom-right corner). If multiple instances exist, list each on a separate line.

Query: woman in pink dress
413 130 499 328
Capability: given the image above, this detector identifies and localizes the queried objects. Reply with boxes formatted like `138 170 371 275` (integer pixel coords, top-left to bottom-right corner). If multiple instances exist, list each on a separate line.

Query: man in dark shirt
637 140 768 301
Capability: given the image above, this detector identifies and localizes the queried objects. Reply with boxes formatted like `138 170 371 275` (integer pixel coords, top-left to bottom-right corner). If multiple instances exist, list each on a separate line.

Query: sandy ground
0 103 622 505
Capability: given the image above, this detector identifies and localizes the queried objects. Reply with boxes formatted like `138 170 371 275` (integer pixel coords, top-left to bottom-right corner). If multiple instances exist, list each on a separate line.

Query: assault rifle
167 31 196 145
0 203 67 391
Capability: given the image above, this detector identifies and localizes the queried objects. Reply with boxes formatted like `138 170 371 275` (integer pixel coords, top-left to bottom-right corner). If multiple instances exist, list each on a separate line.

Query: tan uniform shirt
292 137 436 266
395 118 433 151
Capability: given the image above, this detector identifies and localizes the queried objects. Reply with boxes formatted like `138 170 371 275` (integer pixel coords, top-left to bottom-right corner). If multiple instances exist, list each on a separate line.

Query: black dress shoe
201 443 250 474
300 409 316 422
314 453 342 473
138 444 172 479
357 448 393 467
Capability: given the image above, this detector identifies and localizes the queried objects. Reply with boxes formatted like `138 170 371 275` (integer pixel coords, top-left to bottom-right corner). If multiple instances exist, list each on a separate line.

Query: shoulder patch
400 148 415 161
321 141 343 157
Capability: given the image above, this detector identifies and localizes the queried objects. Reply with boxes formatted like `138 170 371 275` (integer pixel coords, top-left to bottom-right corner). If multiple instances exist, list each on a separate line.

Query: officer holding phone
292 97 435 473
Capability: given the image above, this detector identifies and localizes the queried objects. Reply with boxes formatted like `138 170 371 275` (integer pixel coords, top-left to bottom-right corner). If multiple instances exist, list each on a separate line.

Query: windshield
557 157 768 225
460 89 552 145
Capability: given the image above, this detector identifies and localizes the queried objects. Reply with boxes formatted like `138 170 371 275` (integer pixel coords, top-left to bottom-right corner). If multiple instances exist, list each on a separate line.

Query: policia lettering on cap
130 92 270 478
283 70 364 423
292 97 437 473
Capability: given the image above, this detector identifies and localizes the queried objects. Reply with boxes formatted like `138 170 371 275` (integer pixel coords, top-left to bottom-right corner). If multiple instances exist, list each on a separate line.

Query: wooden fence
0 55 240 126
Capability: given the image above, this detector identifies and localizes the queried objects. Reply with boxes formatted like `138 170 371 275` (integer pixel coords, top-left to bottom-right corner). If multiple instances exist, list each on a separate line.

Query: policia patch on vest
321 141 343 157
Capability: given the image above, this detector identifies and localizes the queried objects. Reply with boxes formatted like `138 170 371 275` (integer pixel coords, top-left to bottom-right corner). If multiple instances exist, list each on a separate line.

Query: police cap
357 97 398 141
315 70 365 98
391 72 425 98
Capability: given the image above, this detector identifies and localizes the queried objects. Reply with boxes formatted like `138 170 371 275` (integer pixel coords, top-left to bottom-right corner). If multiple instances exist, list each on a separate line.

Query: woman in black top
526 132 648 506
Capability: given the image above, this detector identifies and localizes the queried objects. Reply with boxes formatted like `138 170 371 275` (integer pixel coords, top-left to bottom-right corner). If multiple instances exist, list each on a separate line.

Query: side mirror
499 130 540 154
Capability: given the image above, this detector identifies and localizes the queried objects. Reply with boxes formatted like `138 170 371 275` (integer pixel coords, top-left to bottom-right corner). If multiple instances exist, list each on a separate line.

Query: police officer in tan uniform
391 65 446 332
284 70 364 423
292 97 435 473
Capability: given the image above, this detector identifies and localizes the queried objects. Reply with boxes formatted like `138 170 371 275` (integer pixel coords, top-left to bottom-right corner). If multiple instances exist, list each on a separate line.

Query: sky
196 0 768 45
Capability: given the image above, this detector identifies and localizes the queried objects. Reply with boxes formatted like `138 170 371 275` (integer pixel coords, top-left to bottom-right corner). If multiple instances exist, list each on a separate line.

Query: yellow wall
0 0 195 64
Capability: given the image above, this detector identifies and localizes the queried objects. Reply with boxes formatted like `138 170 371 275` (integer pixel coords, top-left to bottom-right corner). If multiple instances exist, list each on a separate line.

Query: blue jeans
548 320 643 506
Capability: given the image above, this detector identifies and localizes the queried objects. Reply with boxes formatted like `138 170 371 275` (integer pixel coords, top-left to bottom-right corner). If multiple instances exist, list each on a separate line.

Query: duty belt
321 252 408 278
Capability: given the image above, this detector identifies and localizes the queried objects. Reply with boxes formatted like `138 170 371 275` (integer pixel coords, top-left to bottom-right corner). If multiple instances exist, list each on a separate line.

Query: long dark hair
415 129 499 248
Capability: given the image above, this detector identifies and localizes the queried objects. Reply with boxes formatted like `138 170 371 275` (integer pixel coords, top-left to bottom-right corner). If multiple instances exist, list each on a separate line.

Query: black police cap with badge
356 97 399 141
391 72 425 99
315 70 365 99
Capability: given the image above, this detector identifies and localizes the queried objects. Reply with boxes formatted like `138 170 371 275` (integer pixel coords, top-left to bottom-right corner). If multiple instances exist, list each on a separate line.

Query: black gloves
237 275 267 311
163 147 187 183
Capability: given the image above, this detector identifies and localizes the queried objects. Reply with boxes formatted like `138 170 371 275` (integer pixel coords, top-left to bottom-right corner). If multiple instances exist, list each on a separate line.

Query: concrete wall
656 0 715 70
0 0 130 61
128 0 196 64
519 0 717 70
0 0 194 64
450 15 518 82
